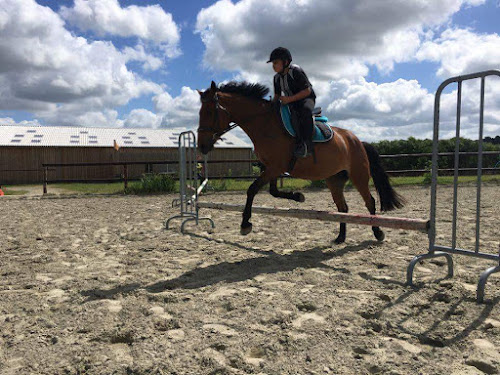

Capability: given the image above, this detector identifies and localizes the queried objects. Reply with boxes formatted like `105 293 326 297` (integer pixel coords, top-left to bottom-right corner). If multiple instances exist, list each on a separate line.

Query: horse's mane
218 81 270 101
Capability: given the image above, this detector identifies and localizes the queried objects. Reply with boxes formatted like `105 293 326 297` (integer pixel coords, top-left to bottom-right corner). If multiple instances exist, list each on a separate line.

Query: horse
197 81 405 243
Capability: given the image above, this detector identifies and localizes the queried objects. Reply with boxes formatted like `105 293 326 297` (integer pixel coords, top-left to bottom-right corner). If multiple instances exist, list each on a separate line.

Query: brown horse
197 81 404 243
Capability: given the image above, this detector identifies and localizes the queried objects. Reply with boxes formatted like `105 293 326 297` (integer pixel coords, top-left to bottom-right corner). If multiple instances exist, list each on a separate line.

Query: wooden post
123 164 128 190
280 176 284 188
197 202 430 232
43 166 48 194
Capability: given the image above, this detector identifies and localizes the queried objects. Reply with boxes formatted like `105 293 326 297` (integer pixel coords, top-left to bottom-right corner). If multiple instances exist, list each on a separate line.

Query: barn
0 125 253 185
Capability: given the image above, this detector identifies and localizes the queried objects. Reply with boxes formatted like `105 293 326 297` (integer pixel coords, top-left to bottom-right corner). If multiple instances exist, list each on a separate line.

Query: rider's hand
280 96 293 105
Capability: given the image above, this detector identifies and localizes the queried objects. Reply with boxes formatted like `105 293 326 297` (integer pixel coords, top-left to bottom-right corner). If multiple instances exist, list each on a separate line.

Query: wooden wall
0 146 253 185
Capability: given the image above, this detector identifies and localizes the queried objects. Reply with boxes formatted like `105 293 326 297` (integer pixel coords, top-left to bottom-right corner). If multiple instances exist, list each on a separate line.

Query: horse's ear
197 89 202 96
211 81 217 91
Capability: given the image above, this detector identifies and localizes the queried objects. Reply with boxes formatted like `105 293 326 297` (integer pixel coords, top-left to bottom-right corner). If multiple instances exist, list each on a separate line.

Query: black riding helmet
267 47 292 66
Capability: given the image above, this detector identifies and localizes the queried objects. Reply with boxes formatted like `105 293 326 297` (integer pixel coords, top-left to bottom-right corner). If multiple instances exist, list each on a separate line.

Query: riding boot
301 115 314 157
290 108 307 158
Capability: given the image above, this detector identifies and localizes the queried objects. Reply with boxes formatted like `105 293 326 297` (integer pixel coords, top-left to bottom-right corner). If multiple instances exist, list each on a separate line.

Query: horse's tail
362 142 405 211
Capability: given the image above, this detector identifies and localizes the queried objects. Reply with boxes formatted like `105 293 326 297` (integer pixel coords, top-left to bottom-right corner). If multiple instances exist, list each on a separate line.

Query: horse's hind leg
269 179 305 202
349 169 385 241
325 171 349 244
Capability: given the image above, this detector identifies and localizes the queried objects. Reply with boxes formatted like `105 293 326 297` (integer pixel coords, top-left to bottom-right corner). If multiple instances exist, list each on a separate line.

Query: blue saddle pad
280 105 333 143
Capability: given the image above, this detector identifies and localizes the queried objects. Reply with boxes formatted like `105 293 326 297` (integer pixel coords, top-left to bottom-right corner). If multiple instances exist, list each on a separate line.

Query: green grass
125 173 176 194
388 174 500 187
206 178 311 192
5 174 499 196
55 182 138 195
2 186 29 195
52 174 500 194
56 174 177 195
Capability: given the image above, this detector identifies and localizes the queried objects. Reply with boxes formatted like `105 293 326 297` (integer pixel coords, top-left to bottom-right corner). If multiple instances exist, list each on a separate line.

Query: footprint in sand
46 289 68 303
484 319 500 330
292 312 325 328
109 343 133 367
201 348 227 367
35 274 52 283
381 337 422 355
208 287 238 300
245 347 266 366
103 300 122 313
202 323 238 337
149 306 165 315
167 329 185 341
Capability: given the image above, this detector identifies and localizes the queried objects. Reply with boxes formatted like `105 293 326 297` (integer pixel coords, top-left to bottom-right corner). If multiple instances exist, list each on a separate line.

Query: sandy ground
4 185 72 196
0 184 499 375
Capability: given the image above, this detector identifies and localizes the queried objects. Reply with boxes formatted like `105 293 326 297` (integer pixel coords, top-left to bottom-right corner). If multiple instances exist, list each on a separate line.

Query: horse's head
197 81 232 155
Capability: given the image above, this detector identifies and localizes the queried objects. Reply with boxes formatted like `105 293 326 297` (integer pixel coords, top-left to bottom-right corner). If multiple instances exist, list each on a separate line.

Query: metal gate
407 70 500 303
165 131 214 233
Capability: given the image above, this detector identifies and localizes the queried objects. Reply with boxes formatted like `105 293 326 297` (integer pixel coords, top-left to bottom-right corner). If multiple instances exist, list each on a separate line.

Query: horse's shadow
79 231 500 348
81 238 380 300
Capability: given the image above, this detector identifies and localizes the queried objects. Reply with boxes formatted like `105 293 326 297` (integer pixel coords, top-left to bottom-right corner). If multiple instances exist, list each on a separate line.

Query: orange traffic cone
0 187 4 196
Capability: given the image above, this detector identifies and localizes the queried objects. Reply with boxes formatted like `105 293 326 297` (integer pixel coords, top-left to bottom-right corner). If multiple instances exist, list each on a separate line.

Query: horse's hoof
334 235 346 244
374 229 385 242
240 223 253 235
295 192 305 202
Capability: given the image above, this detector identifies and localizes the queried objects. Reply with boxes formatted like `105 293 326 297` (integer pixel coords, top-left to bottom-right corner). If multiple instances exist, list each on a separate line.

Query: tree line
372 137 500 171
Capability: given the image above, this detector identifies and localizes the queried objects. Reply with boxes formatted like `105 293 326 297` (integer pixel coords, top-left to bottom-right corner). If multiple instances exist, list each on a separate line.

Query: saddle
279 104 334 142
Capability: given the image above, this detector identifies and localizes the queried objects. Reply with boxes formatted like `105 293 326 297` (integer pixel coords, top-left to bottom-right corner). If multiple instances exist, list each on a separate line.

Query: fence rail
1 150 496 194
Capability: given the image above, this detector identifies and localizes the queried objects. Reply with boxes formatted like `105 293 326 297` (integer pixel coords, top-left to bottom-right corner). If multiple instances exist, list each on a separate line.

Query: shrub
423 160 433 185
126 173 176 194
309 179 327 189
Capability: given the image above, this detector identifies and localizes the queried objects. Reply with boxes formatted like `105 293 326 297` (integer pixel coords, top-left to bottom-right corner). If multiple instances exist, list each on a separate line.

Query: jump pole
197 202 430 232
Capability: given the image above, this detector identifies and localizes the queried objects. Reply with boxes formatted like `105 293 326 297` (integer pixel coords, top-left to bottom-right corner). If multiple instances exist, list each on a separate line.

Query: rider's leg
298 98 315 155
290 103 307 158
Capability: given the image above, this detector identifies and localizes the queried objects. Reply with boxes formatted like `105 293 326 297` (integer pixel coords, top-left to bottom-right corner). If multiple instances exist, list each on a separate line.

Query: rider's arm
286 87 312 103
273 75 281 101
281 68 312 103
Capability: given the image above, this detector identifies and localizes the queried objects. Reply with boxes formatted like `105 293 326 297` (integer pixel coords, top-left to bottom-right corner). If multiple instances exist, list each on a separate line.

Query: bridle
198 93 238 141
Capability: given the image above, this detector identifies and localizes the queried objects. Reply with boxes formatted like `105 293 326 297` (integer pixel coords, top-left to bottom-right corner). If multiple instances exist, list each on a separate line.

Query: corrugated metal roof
0 125 251 149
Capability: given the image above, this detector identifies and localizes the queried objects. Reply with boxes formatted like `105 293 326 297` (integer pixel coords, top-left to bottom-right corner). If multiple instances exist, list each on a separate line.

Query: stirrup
305 140 314 155
293 142 307 158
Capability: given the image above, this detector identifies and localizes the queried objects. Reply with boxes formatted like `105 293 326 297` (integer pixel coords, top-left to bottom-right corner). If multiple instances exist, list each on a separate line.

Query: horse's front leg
241 172 274 235
269 179 305 202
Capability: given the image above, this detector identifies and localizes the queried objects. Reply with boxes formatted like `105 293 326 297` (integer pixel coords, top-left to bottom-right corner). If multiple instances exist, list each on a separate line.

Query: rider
268 47 316 158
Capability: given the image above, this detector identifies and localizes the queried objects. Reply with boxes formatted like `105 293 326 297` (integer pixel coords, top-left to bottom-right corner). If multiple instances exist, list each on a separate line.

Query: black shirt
273 64 316 100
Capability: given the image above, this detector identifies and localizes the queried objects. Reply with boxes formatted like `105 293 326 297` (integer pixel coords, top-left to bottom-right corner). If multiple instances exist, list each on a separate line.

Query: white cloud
195 0 485 82
60 0 180 57
124 109 161 128
122 44 163 71
416 28 500 77
153 86 201 128
325 78 433 125
324 77 500 141
0 0 162 127
1 0 498 144
192 0 500 142
322 77 433 141
0 117 42 127
36 104 124 128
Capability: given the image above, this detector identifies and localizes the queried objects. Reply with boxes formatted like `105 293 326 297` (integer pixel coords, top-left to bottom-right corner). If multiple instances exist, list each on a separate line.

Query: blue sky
1 0 499 141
